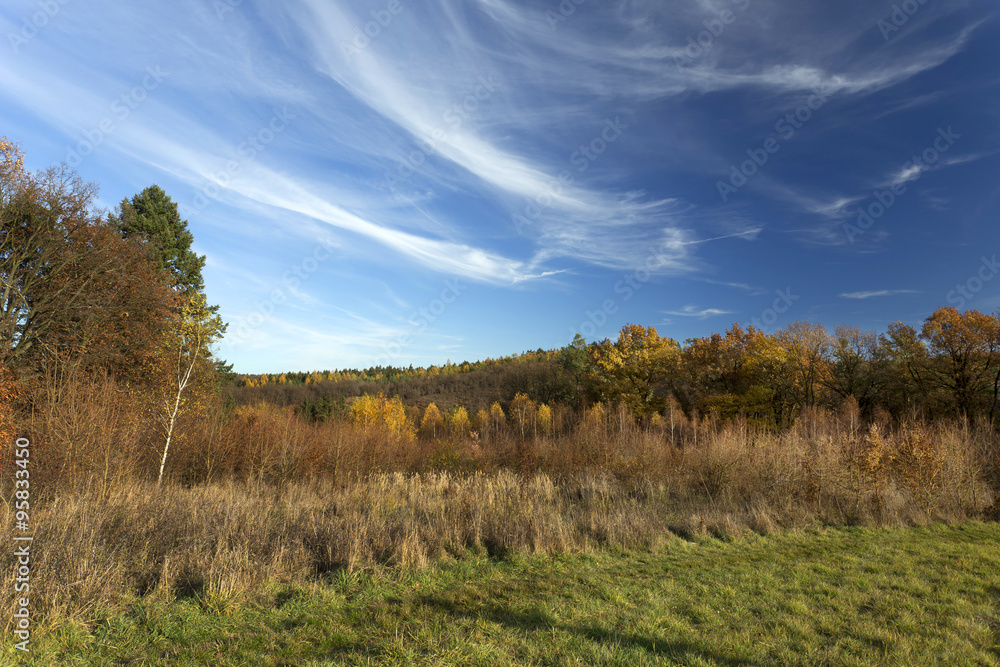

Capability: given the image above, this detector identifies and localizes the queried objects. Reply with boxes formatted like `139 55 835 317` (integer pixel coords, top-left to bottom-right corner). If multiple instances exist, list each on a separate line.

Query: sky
1 0 999 374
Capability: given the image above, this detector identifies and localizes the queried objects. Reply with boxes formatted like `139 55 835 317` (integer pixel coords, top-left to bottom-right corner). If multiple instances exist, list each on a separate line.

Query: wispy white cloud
664 306 735 318
697 278 759 293
808 196 869 220
877 148 998 195
2 0 992 372
275 0 784 272
887 163 925 188
942 149 1000 168
840 290 919 299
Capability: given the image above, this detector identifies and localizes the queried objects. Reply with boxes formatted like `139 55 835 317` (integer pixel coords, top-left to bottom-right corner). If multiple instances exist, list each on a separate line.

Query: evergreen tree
115 185 206 296
114 184 232 378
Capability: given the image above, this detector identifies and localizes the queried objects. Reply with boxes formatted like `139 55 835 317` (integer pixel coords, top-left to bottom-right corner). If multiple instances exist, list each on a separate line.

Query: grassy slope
12 523 1000 666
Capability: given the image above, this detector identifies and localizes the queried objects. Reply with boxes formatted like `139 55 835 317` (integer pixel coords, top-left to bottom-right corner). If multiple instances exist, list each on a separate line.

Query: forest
2 136 1000 646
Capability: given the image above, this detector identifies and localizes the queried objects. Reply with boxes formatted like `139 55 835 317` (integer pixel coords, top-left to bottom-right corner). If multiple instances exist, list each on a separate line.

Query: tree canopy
114 185 206 296
1 140 179 377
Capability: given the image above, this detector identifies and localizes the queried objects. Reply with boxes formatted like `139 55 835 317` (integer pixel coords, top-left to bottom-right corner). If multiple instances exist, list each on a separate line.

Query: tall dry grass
1 370 998 630
7 367 998 505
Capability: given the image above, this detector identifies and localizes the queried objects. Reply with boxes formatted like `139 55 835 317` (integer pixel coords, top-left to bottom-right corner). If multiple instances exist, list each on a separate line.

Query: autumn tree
678 324 791 426
1 140 178 376
536 403 553 435
489 401 506 434
38 220 180 381
776 321 830 411
509 392 537 439
1 145 100 364
473 408 490 436
156 294 227 484
446 405 471 436
589 324 680 417
678 326 758 412
350 393 413 441
920 307 1000 419
822 325 886 418
873 320 930 420
420 402 444 439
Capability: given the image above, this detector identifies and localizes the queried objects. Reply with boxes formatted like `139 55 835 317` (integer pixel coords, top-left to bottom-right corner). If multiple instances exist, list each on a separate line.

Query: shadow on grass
569 624 762 666
990 586 1000 660
419 595 761 666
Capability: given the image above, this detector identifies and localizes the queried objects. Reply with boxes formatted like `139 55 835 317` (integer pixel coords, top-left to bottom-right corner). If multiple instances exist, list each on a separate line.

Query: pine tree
115 185 205 296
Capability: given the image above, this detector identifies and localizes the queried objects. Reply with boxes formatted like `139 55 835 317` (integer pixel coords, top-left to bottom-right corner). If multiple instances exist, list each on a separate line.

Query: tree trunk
157 388 183 485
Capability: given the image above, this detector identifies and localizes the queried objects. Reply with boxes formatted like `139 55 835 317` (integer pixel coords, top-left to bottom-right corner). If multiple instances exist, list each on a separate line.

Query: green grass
9 522 1000 666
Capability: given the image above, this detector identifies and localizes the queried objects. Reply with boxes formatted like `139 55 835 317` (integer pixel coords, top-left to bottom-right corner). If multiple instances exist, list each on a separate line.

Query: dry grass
1 370 998 633
1 452 994 632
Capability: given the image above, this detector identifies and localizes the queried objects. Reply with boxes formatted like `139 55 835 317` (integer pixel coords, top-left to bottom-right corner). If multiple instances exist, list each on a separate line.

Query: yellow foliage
350 393 414 441
0 137 27 195
489 401 506 431
585 403 606 431
381 395 412 439
474 409 490 434
590 324 679 417
446 406 471 435
350 394 380 430
233 404 259 421
420 403 444 438
509 392 536 438
537 403 553 435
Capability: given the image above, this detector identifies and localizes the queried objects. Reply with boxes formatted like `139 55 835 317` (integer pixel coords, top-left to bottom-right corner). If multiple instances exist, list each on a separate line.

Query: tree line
576 314 1000 428
236 348 558 388
240 314 1000 432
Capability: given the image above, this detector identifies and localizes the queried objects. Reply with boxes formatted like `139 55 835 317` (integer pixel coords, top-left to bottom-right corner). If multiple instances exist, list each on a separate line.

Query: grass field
9 521 999 666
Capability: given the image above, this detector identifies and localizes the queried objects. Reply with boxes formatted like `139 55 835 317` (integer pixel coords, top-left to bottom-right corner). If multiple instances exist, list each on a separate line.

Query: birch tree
157 294 226 484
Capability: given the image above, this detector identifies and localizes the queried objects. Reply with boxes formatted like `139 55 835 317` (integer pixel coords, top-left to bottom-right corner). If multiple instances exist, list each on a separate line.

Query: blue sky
2 0 998 373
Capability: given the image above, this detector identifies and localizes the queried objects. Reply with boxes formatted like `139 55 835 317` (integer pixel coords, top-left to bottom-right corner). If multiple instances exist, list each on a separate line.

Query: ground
9 522 999 666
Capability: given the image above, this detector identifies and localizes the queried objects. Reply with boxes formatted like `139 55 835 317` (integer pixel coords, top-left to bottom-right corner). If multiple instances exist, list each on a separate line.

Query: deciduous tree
156 294 226 484
920 307 1000 419
777 321 830 410
446 405 471 436
589 324 679 417
420 403 444 438
881 321 928 418
509 392 537 439
822 325 885 418
1 140 177 376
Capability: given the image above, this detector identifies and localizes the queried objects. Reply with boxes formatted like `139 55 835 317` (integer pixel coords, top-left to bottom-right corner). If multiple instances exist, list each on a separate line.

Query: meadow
2 367 998 663
5 503 999 665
